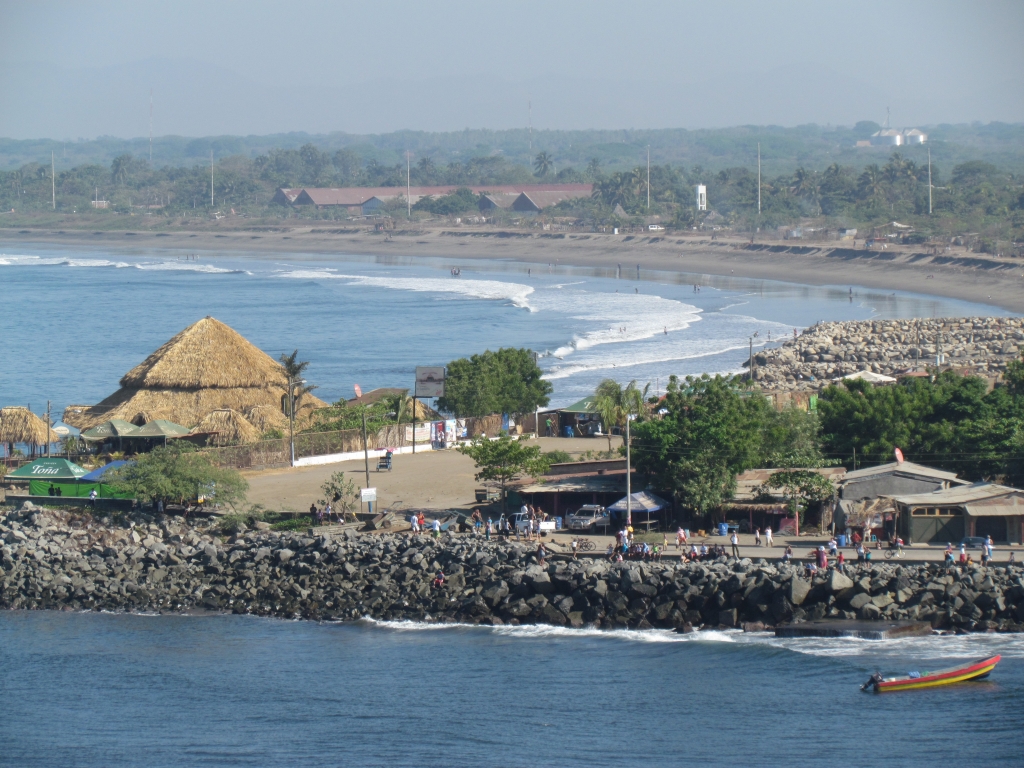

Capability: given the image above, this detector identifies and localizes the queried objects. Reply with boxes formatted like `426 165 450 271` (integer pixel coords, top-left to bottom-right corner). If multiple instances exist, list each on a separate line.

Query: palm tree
593 379 650 452
534 151 553 177
858 164 885 201
278 350 318 416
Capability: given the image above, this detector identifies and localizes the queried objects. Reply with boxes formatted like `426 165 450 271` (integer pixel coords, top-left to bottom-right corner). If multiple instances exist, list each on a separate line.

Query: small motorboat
862 655 1001 693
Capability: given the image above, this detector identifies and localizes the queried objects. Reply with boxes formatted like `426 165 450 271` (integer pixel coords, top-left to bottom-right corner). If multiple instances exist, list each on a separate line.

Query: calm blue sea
0 243 1013 425
0 612 1022 767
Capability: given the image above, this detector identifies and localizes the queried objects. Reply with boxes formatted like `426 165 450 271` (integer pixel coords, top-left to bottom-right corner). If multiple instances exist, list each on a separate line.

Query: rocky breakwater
2 504 1024 633
751 316 1024 391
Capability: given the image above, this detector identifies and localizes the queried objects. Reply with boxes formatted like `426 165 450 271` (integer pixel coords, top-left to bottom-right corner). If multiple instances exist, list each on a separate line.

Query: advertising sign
405 424 432 443
415 366 445 398
360 487 377 502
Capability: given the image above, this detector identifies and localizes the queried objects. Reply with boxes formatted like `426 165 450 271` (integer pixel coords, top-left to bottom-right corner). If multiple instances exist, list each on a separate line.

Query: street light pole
288 377 306 467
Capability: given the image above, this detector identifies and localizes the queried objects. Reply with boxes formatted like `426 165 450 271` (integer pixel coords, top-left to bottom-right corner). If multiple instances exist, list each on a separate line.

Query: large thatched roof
63 317 327 430
121 316 286 389
0 407 55 445
245 405 290 433
192 409 262 445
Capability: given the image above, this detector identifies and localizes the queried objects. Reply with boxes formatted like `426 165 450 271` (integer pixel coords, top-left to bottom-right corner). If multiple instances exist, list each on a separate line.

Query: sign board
415 366 445 398
361 487 377 502
405 424 432 443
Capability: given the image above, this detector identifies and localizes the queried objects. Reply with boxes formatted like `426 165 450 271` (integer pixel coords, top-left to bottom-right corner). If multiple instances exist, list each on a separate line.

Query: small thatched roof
246 404 290 433
120 316 287 389
0 407 55 446
62 316 327 430
192 409 262 445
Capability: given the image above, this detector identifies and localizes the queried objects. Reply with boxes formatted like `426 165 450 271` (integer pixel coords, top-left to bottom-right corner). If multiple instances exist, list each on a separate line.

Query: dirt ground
242 436 623 514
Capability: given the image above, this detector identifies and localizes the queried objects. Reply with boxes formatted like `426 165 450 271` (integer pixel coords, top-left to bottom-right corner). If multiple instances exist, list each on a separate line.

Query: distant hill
3 122 1024 175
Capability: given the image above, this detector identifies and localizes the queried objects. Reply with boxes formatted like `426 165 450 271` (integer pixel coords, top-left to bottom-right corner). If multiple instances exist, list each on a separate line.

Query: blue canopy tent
80 460 129 483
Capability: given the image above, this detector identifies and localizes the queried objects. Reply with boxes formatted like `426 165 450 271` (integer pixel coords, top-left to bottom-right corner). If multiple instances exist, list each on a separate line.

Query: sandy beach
4 223 1024 313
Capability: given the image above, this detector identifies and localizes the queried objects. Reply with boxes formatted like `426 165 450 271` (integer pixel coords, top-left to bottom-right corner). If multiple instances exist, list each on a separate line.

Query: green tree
457 434 549 513
437 348 552 417
631 374 771 518
757 470 835 526
593 378 649 452
318 471 359 521
279 350 318 416
107 442 248 508
533 152 553 178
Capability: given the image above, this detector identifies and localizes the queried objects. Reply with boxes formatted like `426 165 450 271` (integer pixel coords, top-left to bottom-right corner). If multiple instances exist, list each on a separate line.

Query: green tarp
28 480 130 499
134 419 191 438
559 396 599 414
80 419 140 442
5 458 88 480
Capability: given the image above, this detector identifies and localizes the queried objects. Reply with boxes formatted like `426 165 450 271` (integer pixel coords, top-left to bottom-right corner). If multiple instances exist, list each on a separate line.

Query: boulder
826 570 854 593
788 578 811 606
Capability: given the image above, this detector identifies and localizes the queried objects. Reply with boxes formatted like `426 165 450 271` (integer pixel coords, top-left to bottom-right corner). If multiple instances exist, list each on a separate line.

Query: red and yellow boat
862 655 1001 693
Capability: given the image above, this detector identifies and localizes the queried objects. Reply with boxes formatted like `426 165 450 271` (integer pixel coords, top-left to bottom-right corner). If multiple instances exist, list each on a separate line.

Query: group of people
308 502 348 526
409 512 442 537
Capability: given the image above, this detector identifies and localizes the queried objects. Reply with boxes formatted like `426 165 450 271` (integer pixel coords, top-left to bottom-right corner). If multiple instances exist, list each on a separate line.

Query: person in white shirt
764 526 773 547
730 531 740 558
410 514 419 532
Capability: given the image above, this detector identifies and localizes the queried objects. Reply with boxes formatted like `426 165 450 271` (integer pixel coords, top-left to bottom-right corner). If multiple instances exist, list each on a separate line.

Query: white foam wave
0 254 247 274
277 270 536 310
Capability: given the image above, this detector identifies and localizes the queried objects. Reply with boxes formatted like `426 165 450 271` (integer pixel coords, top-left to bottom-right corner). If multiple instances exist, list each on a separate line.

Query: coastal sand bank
4 225 1024 313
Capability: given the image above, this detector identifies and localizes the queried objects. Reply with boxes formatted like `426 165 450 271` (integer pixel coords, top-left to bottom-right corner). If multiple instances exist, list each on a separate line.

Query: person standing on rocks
432 518 441 539
410 513 419 533
764 526 773 547
730 531 740 558
536 543 547 567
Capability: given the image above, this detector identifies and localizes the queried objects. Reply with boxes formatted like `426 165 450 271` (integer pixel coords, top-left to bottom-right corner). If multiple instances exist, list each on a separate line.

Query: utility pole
757 142 761 215
928 147 933 215
149 89 153 163
647 145 651 209
625 412 632 526
46 401 51 457
210 151 214 207
406 151 411 218
51 152 55 209
412 390 417 455
362 409 371 507
528 98 532 151
749 336 754 379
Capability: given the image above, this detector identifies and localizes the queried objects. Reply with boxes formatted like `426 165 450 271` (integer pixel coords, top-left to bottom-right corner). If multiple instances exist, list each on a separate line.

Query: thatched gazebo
0 407 55 458
63 316 327 431
192 409 262 446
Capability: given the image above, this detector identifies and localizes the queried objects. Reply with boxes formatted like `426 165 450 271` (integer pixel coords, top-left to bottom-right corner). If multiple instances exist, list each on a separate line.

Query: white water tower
696 184 707 211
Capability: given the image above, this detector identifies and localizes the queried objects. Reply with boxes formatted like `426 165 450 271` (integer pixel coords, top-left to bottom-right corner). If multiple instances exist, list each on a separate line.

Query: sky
1 0 1022 140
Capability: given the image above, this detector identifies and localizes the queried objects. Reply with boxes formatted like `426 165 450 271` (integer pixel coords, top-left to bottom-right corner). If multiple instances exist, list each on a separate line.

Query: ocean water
0 612 1022 767
0 244 1013 424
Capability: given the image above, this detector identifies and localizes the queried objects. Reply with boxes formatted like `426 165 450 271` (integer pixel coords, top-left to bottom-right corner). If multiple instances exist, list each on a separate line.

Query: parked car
960 536 987 549
567 505 610 531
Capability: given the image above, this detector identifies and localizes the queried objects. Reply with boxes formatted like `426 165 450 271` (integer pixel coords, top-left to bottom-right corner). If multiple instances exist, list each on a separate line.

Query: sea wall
3 505 1023 633
754 316 1024 391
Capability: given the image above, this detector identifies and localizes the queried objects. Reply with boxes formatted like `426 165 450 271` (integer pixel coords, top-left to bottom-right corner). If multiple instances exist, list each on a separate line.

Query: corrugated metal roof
891 482 1022 506
965 503 1024 517
733 467 847 501
512 190 593 211
518 474 627 494
843 461 962 483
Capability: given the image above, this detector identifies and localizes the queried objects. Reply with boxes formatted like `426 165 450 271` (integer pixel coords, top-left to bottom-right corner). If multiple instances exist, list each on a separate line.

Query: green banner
28 480 130 499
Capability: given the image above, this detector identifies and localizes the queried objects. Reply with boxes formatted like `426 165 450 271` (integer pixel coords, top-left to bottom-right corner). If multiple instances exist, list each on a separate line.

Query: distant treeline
2 141 1020 249
4 121 1024 175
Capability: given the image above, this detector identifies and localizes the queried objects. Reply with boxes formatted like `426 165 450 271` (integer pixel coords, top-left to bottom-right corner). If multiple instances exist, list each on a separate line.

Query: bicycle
884 546 906 560
572 537 597 552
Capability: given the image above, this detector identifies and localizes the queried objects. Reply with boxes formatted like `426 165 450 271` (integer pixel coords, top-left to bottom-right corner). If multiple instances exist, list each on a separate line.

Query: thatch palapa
62 316 327 430
0 407 55 446
246 405 290 434
192 409 262 446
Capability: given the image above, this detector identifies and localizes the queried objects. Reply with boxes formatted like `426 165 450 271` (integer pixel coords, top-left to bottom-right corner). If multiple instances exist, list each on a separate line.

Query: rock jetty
3 504 1024 633
752 316 1024 391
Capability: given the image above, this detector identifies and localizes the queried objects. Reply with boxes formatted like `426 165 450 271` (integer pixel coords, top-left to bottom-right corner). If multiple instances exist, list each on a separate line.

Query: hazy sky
1 0 1022 140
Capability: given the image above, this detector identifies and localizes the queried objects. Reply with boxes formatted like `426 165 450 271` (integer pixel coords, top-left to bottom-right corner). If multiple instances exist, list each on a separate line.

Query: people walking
764 526 773 547
754 528 761 546
730 531 740 558
410 513 419 533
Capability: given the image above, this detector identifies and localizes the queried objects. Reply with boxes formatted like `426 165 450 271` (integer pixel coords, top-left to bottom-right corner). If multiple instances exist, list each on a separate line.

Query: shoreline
4 225 1024 314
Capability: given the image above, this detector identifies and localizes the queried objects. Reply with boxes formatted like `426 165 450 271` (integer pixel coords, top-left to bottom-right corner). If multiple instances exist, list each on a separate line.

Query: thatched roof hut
192 409 262 446
63 317 327 430
0 407 55 446
246 405 290 434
